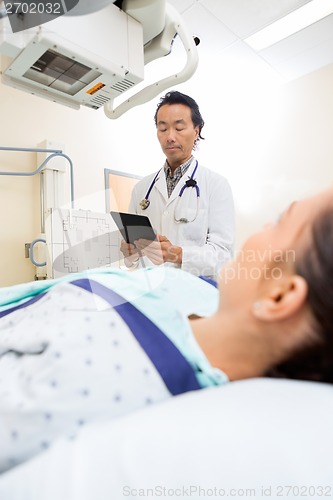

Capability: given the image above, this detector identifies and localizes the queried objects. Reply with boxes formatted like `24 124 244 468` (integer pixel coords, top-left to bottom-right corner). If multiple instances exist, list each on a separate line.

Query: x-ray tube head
0 0 199 117
0 3 144 109
64 0 116 16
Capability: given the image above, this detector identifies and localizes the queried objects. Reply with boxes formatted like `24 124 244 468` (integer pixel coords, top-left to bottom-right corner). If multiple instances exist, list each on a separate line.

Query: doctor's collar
164 156 194 177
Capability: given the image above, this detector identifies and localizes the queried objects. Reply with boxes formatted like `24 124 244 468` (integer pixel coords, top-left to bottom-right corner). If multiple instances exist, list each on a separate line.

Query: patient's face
219 186 333 308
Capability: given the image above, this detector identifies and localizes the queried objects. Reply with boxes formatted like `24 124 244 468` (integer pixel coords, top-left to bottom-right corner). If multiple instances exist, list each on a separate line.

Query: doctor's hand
120 240 140 267
134 234 182 265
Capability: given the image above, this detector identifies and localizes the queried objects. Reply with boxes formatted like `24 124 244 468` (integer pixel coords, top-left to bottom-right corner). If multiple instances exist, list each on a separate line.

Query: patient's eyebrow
286 201 296 215
277 201 296 224
283 201 296 220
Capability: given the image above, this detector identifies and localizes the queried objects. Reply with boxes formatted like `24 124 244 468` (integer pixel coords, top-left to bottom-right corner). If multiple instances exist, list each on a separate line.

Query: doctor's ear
251 275 308 322
193 129 199 148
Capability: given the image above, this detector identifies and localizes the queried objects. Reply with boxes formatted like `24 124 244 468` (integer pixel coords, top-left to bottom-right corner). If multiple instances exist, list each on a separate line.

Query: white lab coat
128 159 235 281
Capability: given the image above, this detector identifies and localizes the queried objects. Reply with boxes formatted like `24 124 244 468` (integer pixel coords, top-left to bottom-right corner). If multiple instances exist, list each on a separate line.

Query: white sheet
0 267 221 473
0 378 332 500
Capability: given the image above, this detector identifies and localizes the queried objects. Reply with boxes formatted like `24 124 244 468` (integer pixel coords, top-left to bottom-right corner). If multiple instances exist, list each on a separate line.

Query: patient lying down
0 186 333 472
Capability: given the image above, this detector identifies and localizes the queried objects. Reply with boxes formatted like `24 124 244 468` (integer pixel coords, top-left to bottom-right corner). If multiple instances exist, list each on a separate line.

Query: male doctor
121 91 235 281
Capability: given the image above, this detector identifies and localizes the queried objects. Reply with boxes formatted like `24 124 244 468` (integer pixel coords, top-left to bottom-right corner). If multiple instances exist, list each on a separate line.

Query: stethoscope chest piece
140 198 150 210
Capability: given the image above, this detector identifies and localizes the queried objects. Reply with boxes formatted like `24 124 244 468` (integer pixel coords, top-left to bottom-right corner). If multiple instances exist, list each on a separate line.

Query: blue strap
71 278 201 395
199 276 218 288
0 293 47 318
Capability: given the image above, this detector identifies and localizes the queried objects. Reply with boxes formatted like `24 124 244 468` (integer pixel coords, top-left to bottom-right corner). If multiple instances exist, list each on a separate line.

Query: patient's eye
188 314 202 320
275 208 289 225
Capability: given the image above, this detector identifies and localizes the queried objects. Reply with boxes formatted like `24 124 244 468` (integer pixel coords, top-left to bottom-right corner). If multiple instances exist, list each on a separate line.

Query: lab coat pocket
181 208 208 243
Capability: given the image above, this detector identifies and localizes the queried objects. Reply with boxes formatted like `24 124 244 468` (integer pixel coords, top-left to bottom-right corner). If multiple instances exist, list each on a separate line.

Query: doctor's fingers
156 234 170 243
139 247 164 265
120 240 138 257
135 239 161 252
136 241 164 263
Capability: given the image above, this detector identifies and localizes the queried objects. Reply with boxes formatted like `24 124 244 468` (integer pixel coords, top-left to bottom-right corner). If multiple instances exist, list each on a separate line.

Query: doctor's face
156 103 199 171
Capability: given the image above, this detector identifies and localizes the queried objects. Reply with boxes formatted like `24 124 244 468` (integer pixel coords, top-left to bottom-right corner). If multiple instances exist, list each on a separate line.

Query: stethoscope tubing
140 160 200 217
140 160 200 223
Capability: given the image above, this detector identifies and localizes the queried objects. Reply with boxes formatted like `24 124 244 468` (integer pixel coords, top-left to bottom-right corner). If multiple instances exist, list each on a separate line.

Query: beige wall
1 63 333 286
0 149 40 285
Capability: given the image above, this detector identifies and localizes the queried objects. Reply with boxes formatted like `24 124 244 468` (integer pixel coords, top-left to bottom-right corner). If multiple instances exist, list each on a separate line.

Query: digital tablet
110 211 156 245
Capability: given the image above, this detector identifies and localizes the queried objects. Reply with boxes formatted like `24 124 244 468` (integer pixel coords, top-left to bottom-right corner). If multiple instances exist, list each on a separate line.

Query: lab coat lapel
154 160 198 207
166 179 183 206
153 173 180 208
154 172 168 202
166 159 197 207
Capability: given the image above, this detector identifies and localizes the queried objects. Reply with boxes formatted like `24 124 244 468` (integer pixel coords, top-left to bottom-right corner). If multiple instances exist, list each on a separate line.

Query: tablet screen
110 211 156 245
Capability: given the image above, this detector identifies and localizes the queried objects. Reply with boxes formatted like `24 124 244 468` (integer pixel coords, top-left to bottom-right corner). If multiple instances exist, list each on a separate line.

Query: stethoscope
139 160 200 223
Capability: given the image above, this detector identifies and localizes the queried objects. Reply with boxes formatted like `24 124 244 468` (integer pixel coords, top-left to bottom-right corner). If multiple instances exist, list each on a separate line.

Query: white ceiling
167 0 333 82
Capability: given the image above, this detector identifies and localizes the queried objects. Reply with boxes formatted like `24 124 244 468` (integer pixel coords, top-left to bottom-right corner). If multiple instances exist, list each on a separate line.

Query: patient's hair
154 90 205 144
267 206 333 383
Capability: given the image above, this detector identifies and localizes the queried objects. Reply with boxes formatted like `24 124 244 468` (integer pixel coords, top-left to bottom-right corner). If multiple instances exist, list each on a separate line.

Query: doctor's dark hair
266 206 333 383
154 91 205 144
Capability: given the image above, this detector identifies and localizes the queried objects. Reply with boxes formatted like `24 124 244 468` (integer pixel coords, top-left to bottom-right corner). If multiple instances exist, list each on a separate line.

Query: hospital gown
0 267 227 473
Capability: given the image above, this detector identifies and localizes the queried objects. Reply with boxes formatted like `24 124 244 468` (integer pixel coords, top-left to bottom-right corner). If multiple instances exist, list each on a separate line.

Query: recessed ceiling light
244 0 333 51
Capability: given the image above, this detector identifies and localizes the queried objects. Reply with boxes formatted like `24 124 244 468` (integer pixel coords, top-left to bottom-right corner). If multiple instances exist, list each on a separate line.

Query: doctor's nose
166 130 176 142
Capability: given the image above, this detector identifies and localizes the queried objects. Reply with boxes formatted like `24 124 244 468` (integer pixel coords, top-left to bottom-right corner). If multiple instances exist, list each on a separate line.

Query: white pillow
0 378 332 500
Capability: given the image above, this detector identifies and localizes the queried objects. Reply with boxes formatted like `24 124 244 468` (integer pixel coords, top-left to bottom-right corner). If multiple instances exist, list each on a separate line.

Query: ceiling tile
164 0 333 84
259 14 333 64
257 14 333 79
199 0 312 38
167 0 195 14
263 36 333 80
212 40 286 88
180 3 238 54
